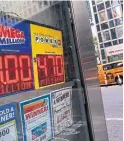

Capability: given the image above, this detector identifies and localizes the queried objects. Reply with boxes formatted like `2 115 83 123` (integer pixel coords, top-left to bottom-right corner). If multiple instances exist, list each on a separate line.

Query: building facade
89 0 123 64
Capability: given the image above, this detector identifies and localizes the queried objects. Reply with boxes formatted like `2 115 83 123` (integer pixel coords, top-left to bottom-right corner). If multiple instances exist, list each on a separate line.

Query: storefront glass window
101 22 109 30
97 3 105 11
113 6 122 18
102 30 110 41
108 54 123 62
99 11 107 22
110 28 117 39
107 8 113 19
0 1 90 141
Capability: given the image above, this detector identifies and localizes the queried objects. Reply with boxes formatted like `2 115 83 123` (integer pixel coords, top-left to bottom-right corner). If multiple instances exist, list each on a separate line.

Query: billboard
20 94 53 141
30 24 65 89
0 103 19 141
51 87 73 135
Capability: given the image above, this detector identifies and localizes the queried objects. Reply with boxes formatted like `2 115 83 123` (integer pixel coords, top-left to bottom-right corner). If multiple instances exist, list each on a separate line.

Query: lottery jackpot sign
30 24 65 89
0 18 34 97
0 17 65 97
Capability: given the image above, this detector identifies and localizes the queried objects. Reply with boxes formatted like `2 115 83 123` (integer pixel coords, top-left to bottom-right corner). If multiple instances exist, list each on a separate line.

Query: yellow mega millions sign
30 24 65 89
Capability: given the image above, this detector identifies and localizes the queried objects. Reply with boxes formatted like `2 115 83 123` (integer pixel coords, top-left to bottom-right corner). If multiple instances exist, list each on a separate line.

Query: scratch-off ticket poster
20 94 53 141
51 87 73 136
0 103 19 141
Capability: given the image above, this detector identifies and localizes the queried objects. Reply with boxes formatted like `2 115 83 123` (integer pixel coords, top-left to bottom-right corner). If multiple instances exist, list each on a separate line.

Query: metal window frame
69 1 109 141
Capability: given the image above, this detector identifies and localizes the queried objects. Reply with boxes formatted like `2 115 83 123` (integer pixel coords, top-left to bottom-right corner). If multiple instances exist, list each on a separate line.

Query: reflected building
89 0 123 64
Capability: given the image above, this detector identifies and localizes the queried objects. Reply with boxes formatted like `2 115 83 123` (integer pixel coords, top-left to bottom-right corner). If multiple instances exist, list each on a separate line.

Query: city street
101 86 123 141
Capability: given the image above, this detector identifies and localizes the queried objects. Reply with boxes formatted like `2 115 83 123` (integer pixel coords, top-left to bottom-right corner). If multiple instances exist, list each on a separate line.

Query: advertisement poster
51 87 73 136
0 16 34 96
20 94 53 141
30 24 65 89
0 103 19 141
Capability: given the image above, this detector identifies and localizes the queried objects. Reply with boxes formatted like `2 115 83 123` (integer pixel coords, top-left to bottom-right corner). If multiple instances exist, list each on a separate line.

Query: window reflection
105 1 111 8
110 28 117 39
113 6 122 18
101 22 109 30
101 49 106 59
115 17 123 26
100 44 103 48
99 11 107 22
44 1 48 6
104 42 112 47
119 39 123 44
38 1 43 8
111 0 120 6
94 14 99 24
103 60 106 64
102 30 110 41
92 0 95 5
97 3 105 11
93 6 97 12
96 24 100 31
96 0 104 4
113 40 118 45
109 20 114 27
107 8 113 19
98 32 103 42
116 26 123 38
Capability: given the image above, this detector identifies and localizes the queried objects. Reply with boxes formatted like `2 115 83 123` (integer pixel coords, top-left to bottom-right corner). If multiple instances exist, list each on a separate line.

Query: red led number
0 55 33 96
5 55 19 84
0 56 4 84
37 55 64 87
37 55 47 79
56 56 64 76
19 55 32 81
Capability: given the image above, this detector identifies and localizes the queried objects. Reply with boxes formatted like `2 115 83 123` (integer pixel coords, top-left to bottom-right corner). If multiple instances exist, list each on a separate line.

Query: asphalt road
101 86 123 141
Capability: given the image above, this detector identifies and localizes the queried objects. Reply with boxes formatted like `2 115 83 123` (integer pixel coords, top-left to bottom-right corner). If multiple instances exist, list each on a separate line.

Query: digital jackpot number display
0 18 33 96
30 24 65 89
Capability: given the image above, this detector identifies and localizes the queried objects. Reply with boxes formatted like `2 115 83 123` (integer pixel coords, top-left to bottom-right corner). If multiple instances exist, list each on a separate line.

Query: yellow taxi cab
98 60 123 85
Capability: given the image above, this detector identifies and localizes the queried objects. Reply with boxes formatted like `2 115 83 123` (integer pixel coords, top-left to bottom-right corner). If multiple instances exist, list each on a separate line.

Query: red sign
0 54 33 95
0 24 25 38
37 54 64 87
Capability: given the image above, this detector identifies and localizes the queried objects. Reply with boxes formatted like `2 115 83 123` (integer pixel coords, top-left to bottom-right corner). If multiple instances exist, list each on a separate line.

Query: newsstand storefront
0 1 108 141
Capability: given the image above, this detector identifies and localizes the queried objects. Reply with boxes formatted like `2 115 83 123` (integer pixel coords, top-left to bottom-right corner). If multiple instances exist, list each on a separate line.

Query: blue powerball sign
20 94 53 141
0 102 20 141
0 16 31 54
